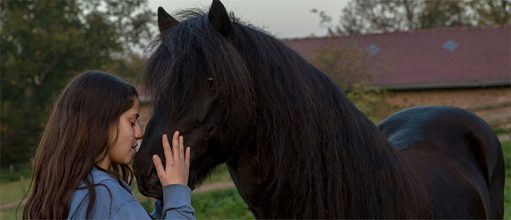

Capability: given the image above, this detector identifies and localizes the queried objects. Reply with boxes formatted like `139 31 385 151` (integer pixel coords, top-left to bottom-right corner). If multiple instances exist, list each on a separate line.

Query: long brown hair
23 71 138 219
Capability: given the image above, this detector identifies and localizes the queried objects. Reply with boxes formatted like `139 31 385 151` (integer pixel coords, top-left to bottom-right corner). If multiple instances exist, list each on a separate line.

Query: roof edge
377 81 511 91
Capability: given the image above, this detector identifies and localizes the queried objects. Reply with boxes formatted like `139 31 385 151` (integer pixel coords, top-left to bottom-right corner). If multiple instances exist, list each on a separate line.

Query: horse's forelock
144 10 256 122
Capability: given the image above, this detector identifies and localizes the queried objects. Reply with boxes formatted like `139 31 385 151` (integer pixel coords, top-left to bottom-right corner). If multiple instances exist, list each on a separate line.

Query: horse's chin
137 173 199 199
136 174 163 199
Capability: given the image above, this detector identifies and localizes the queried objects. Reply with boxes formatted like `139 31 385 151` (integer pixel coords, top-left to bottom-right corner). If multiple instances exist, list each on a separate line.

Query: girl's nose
135 125 144 139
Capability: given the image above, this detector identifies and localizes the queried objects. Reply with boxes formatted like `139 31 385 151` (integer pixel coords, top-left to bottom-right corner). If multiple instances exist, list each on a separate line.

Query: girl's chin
128 150 136 162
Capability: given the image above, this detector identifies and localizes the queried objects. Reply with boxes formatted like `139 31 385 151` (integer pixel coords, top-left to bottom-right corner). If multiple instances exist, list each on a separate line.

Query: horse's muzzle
136 172 163 199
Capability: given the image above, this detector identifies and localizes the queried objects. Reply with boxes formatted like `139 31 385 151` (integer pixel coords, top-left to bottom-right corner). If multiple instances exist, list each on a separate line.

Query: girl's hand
152 131 191 187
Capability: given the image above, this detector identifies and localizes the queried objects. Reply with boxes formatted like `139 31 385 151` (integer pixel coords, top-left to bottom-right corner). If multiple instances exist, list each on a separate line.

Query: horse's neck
337 91 398 151
335 96 417 187
225 147 267 216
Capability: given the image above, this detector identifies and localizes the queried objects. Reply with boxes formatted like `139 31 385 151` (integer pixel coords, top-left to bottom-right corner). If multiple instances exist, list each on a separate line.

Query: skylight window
443 40 459 52
367 44 380 55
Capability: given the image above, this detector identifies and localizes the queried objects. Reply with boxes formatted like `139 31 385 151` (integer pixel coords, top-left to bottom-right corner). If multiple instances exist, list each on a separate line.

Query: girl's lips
132 141 141 151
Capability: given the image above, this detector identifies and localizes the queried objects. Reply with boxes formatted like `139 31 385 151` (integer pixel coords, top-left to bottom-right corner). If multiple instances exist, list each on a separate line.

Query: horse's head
133 0 256 198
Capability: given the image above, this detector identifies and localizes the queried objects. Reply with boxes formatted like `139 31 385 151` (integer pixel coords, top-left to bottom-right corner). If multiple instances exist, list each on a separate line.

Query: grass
0 178 30 205
1 140 510 219
0 208 19 220
202 164 232 185
137 188 254 220
0 172 31 219
0 166 31 183
503 140 511 219
192 188 254 219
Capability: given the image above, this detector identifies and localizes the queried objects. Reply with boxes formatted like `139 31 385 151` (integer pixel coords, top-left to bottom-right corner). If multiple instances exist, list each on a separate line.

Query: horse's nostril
150 167 158 178
141 175 148 183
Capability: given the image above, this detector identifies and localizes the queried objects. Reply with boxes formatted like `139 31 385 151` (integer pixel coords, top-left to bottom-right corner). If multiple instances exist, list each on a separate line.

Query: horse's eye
192 122 201 128
206 77 214 88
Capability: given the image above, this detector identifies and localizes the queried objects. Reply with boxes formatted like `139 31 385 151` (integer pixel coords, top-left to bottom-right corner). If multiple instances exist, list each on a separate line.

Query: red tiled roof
285 25 511 89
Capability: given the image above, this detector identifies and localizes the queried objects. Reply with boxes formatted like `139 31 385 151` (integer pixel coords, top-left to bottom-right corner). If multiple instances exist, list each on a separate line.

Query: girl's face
106 98 143 166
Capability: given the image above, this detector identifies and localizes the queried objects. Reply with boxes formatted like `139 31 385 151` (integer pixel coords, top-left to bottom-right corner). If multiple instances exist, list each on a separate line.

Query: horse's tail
464 113 505 219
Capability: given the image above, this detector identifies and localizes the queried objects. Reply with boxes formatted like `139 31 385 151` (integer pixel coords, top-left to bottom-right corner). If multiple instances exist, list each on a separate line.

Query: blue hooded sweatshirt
67 167 195 219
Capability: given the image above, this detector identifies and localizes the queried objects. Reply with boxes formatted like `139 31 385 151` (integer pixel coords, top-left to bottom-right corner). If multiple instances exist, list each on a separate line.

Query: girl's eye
131 122 136 126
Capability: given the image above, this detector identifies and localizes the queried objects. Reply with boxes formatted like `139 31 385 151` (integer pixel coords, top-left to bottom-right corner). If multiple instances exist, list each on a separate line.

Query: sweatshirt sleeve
162 184 196 220
111 200 154 219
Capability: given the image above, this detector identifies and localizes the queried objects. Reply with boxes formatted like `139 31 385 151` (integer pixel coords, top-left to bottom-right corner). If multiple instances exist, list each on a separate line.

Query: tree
466 0 510 26
418 0 476 28
311 43 391 121
311 43 371 91
313 0 511 35
0 0 153 166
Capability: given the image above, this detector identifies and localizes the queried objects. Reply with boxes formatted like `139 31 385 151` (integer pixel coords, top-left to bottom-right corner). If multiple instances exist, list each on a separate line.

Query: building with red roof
285 25 510 130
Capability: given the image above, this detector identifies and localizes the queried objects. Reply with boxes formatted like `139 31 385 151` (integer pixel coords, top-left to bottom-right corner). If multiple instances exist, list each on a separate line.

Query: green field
1 140 510 219
504 139 511 218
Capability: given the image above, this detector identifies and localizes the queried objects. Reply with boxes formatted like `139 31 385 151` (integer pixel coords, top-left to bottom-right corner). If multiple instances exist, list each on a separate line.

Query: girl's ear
158 7 179 34
208 0 232 37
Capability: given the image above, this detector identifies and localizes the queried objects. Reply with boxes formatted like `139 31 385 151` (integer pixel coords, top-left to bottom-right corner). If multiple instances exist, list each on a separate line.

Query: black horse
133 1 505 218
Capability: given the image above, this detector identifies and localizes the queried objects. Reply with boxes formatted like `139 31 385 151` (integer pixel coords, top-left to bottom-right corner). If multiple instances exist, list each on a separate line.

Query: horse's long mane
144 8 430 219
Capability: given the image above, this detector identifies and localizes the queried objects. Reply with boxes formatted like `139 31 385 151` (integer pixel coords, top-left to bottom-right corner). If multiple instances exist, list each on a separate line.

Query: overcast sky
148 0 349 39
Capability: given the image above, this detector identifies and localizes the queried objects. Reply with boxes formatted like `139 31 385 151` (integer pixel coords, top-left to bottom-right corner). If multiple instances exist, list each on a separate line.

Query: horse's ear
208 0 232 37
158 7 179 34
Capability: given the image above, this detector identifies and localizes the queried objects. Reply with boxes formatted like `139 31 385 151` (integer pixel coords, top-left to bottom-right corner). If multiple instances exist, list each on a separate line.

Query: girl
23 71 194 219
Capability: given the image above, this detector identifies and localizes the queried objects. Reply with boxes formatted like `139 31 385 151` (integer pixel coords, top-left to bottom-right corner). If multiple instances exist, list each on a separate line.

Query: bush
0 163 31 183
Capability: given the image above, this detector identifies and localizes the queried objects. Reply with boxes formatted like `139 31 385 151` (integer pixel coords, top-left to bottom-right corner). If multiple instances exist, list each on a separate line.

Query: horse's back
379 106 504 218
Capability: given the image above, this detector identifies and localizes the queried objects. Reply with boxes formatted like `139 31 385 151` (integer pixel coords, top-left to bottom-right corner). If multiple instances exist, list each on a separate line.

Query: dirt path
498 134 510 142
193 181 235 194
0 200 25 211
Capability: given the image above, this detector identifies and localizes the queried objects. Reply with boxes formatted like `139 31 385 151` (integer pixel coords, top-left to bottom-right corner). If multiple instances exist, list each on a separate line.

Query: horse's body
133 1 504 218
380 106 504 218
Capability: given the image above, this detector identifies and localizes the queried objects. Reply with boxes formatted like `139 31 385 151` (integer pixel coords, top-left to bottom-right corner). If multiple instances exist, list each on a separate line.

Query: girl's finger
162 134 173 169
152 155 165 179
185 147 191 167
172 133 181 162
172 131 179 150
171 131 180 163
179 135 185 161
